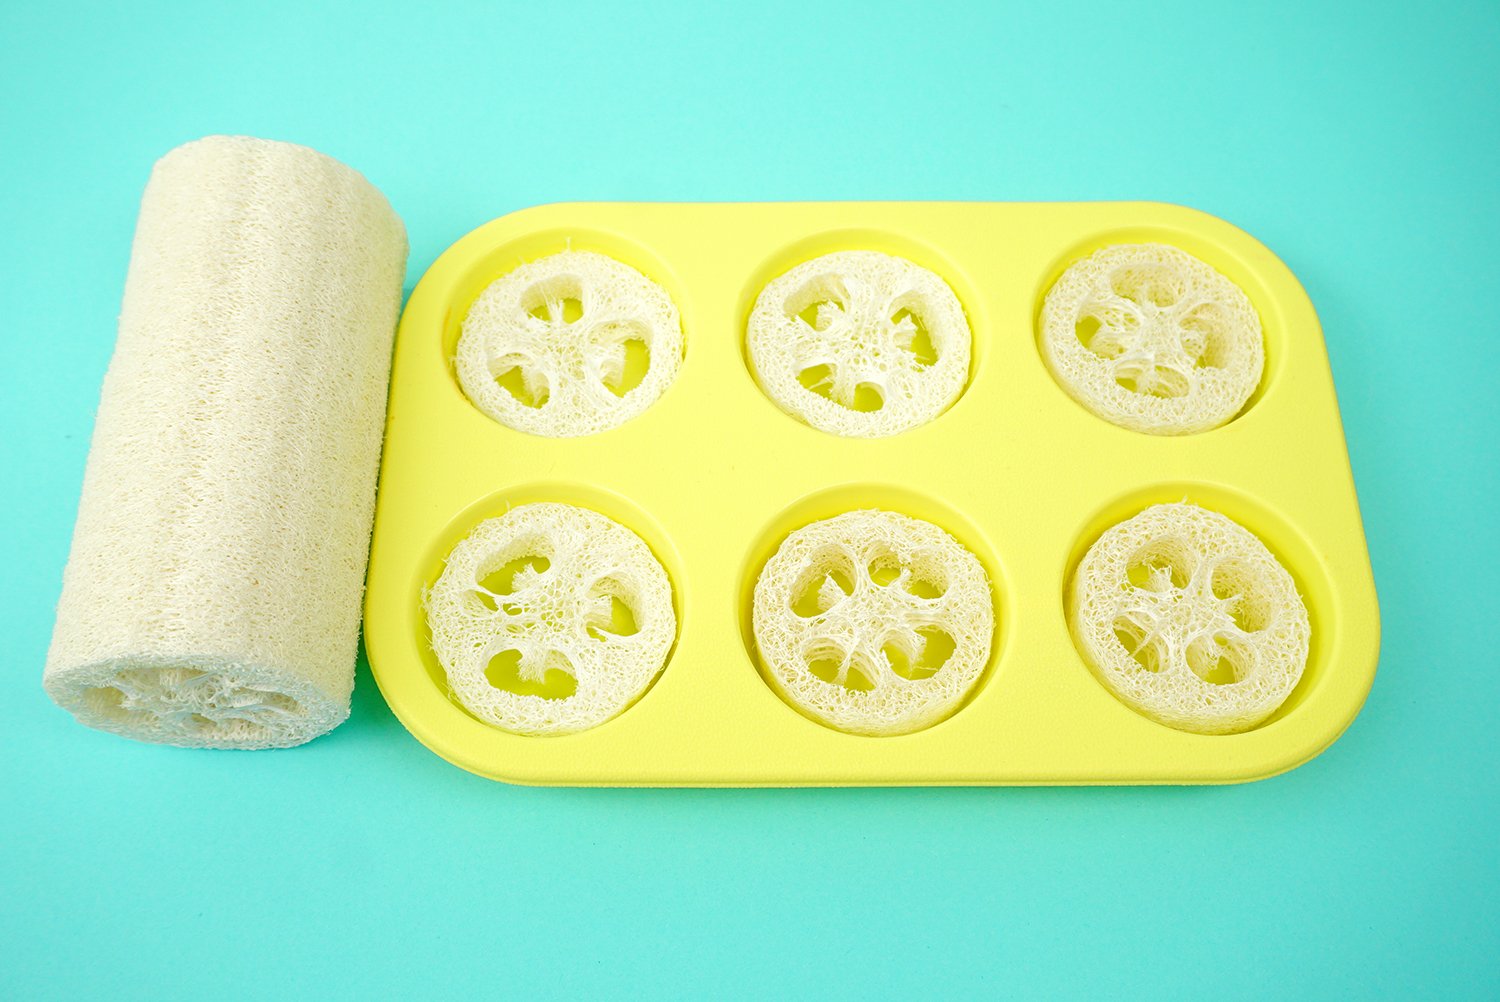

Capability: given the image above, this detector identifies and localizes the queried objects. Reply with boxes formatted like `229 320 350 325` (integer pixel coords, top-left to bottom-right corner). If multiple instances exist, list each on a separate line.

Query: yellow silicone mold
364 202 1379 786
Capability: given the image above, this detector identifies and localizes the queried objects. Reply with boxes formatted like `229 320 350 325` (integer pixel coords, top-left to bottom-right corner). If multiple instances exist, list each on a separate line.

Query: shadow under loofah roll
43 135 408 749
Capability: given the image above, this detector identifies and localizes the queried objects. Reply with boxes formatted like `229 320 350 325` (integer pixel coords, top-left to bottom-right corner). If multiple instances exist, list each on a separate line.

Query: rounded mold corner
413 481 686 735
736 228 987 435
423 223 692 424
1059 482 1335 734
1031 223 1290 433
736 482 1010 736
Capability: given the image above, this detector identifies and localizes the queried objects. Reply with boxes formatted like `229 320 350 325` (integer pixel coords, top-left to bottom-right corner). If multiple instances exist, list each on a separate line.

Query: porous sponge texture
1069 503 1310 735
43 135 408 749
1041 243 1263 435
426 503 676 736
747 251 971 438
456 251 683 437
752 510 994 736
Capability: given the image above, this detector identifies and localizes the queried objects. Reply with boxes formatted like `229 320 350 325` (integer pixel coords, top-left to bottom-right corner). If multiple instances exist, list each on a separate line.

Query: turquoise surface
2 1 1496 997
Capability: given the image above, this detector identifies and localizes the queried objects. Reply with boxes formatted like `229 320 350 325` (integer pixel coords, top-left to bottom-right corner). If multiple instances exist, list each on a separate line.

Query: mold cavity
494 366 549 408
1113 616 1163 673
484 648 578 700
891 307 938 367
603 338 651 397
797 363 834 394
1125 542 1193 592
1187 634 1249 686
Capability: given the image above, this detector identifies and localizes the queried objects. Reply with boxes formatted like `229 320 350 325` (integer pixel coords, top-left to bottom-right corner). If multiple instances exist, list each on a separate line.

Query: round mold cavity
737 229 984 435
439 227 690 430
1032 226 1282 434
1060 482 1332 732
737 482 1008 736
415 482 685 736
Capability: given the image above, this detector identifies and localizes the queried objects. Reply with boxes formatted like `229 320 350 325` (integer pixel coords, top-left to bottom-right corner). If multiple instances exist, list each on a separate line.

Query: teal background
2 0 1496 997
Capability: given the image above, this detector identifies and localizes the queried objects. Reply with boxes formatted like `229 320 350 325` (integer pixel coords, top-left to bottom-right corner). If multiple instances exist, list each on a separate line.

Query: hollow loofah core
1041 244 1263 435
426 503 676 735
752 510 994 736
456 250 683 437
747 251 971 437
1069 502 1310 734
43 135 407 750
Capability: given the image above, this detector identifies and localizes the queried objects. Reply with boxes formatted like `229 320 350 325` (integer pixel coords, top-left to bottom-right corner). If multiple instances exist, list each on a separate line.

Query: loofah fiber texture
43 135 408 749
1069 503 1310 735
752 510 994 736
747 251 971 437
456 250 683 437
1041 243 1264 435
426 503 676 736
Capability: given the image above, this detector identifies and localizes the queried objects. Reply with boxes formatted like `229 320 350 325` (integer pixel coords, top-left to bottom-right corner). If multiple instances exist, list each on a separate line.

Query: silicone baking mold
364 201 1379 786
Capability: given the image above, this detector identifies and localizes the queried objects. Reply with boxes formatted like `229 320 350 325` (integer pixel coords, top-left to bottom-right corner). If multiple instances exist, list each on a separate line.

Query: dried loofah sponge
426 503 676 735
44 135 408 749
752 510 994 736
1041 244 1263 435
747 251 971 437
456 250 683 437
1069 503 1310 735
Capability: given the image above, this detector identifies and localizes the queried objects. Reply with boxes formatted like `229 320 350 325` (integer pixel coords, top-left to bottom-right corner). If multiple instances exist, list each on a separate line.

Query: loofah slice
1069 502 1310 734
752 510 994 735
456 250 683 437
1041 243 1263 434
747 251 971 437
426 503 675 735
43 135 407 749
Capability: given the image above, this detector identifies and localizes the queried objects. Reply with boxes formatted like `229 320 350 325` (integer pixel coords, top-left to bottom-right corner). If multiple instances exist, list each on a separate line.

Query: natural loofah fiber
456 250 683 437
747 251 971 437
752 510 994 736
1069 503 1310 735
426 503 676 735
1041 243 1263 435
43 135 407 749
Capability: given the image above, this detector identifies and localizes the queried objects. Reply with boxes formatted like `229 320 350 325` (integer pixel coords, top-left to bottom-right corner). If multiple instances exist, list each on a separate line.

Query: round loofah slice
752 510 994 736
426 503 676 735
456 250 683 437
1069 502 1310 735
1040 243 1263 435
747 251 971 437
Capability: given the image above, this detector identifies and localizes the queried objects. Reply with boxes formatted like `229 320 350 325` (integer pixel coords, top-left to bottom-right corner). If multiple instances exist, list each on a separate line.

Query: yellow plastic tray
364 201 1379 786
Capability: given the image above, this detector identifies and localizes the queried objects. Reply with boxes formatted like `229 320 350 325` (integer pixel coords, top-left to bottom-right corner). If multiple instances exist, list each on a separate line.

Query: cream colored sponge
1069 503 1310 734
748 251 971 437
456 251 683 437
752 510 994 735
44 135 408 749
426 503 676 736
1041 244 1263 434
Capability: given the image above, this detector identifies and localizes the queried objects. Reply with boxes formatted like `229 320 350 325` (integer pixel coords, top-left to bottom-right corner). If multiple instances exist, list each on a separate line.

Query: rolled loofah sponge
456 250 683 437
1069 503 1310 735
43 135 407 749
425 503 676 736
752 510 994 736
1041 244 1263 435
747 251 971 437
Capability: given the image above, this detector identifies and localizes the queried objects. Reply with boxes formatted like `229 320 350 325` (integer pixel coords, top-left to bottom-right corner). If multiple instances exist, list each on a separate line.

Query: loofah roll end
44 656 348 750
